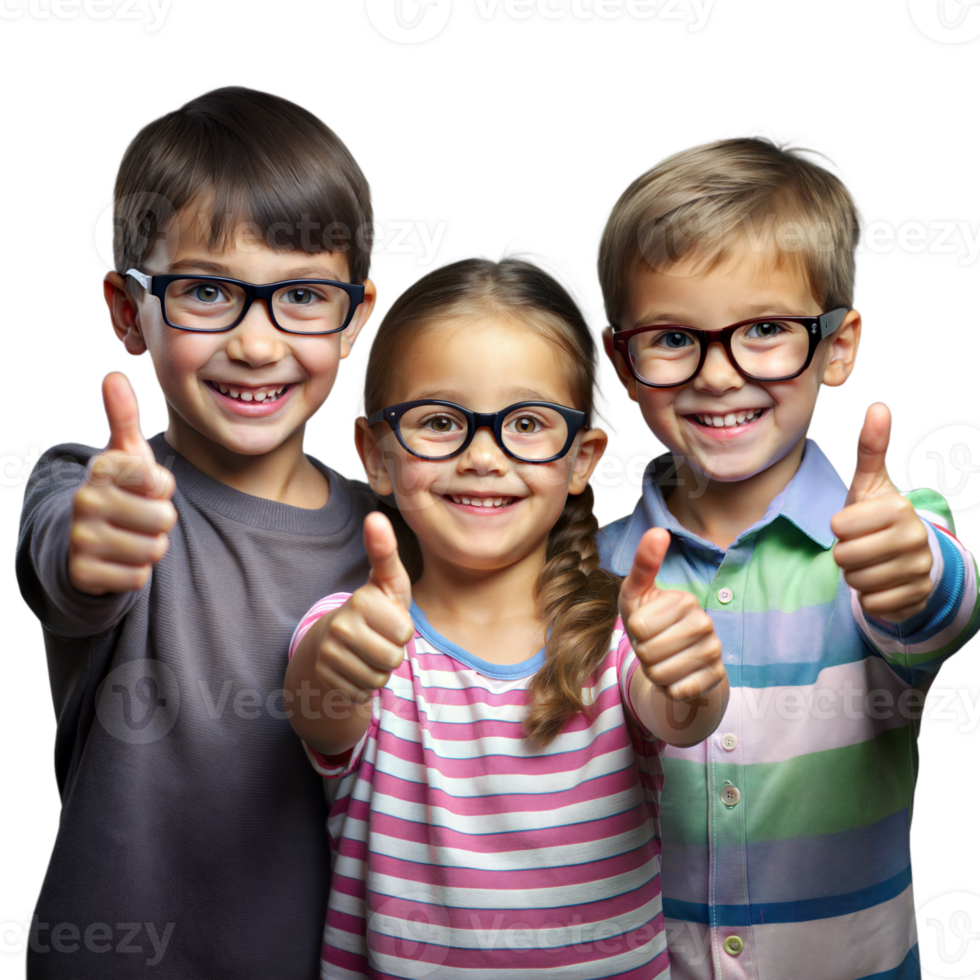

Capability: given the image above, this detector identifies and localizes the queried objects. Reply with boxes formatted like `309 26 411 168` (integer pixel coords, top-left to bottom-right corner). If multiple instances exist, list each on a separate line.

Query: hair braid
525 485 621 745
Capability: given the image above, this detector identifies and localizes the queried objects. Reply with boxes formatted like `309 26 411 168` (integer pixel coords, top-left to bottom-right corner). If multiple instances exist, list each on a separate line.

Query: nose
694 338 745 395
458 426 508 475
224 299 289 367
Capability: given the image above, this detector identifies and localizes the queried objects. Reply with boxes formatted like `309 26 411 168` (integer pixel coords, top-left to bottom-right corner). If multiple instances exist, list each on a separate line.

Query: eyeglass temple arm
818 307 848 339
125 269 152 289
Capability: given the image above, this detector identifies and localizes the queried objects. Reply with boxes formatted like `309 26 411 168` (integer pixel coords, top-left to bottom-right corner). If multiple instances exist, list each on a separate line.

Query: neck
411 539 549 664
164 412 329 508
665 436 806 550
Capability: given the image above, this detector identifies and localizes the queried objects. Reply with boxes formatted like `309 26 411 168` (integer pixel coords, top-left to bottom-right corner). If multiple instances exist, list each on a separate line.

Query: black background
0 0 980 977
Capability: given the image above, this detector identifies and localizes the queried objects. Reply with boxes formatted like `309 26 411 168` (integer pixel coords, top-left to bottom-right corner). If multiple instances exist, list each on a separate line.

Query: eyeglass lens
163 278 352 333
398 404 570 460
628 319 812 384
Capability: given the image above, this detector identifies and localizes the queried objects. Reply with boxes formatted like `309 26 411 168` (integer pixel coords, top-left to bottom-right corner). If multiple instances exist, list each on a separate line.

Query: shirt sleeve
852 489 980 685
16 445 142 639
611 617 653 738
287 592 375 779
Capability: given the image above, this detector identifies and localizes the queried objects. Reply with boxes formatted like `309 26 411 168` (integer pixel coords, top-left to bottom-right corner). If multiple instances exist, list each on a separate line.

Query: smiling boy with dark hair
17 87 378 979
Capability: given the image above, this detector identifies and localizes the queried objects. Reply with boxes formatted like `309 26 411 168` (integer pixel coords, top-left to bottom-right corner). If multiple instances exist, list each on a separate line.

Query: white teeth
240 392 253 402
219 384 229 394
449 494 512 508
695 409 763 428
254 392 267 402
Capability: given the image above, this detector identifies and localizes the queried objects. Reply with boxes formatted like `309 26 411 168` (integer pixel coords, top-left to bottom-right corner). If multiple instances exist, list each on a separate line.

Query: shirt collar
620 439 846 570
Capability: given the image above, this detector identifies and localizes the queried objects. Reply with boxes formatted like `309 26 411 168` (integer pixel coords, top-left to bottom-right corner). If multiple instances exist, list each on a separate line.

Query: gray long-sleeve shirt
16 435 376 979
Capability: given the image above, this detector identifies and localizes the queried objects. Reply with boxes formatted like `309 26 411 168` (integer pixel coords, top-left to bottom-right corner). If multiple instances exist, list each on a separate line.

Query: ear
602 327 638 402
568 427 608 495
339 277 377 360
104 272 147 355
821 309 861 388
355 415 394 496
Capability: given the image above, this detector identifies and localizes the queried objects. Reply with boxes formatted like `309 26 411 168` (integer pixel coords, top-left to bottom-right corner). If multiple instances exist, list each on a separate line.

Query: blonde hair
365 258 620 746
598 137 860 325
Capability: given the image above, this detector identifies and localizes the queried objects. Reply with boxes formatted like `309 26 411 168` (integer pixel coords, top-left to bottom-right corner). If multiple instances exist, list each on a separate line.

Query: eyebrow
409 387 561 405
161 259 350 282
635 305 812 327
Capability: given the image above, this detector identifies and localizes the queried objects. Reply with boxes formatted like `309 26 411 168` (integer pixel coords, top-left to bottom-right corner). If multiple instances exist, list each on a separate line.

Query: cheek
388 458 452 503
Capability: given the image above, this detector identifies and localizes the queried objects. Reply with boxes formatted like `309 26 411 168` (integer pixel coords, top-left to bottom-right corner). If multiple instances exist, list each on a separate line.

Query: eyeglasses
611 308 848 388
368 400 588 463
125 269 365 335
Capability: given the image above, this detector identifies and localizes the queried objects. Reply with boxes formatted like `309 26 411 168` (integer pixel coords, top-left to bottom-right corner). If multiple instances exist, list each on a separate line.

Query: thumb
619 527 670 618
103 372 151 456
847 403 893 505
364 511 413 612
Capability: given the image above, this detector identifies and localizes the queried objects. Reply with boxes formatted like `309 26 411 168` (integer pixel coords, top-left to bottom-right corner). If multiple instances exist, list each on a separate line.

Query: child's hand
619 527 725 702
831 404 933 623
69 373 177 595
310 512 415 702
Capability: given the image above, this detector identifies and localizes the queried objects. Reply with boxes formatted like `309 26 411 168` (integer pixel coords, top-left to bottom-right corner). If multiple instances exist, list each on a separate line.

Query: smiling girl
283 258 729 979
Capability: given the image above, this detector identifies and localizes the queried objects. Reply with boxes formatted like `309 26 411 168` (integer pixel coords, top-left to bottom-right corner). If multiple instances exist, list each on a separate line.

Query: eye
421 414 462 433
512 415 539 434
745 320 785 339
188 281 226 304
654 330 695 350
283 287 322 306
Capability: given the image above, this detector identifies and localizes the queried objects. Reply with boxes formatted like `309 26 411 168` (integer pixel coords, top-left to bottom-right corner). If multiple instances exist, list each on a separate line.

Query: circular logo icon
915 892 980 978
908 425 980 512
367 890 450 977
95 659 180 745
909 0 980 43
365 0 452 43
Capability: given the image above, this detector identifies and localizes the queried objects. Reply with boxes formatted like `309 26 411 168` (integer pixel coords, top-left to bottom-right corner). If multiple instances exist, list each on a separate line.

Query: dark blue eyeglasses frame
368 399 589 463
125 268 365 335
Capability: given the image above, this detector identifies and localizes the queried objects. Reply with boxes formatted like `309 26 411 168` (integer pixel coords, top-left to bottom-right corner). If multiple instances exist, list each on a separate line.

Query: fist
831 403 933 622
311 512 415 701
619 527 725 702
69 373 177 595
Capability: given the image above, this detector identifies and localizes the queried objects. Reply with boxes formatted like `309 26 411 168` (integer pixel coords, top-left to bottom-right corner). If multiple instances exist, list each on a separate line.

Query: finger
87 450 175 500
313 662 386 704
348 586 415 647
833 523 930 575
665 664 727 702
846 403 893 505
74 483 178 535
70 521 171 566
323 616 405 681
842 555 932 596
619 527 670 617
857 582 933 623
103 372 152 457
831 493 913 543
626 589 702 648
68 555 152 595
364 511 413 612
632 613 716 672
320 644 396 694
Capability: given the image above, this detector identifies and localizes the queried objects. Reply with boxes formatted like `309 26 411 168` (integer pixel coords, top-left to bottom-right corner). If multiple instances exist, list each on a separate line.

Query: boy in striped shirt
597 137 979 980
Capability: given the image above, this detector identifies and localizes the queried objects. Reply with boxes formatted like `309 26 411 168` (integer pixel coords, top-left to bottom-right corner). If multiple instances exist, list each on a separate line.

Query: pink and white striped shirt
290 594 670 980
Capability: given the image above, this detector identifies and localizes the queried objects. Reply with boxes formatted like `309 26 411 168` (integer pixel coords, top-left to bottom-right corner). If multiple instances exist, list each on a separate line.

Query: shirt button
723 935 744 956
721 733 737 751
721 782 740 807
717 587 733 604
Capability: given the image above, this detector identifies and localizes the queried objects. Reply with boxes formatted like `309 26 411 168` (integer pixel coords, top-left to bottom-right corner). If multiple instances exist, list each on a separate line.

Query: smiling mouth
689 408 767 429
444 494 518 509
206 381 292 403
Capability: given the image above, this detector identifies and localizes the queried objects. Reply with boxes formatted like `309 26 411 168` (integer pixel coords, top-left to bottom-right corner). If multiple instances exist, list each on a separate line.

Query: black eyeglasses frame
367 399 589 464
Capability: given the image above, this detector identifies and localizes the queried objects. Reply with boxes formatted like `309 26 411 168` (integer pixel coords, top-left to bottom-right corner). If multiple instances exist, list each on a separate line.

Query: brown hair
113 87 372 294
598 137 860 326
365 258 620 745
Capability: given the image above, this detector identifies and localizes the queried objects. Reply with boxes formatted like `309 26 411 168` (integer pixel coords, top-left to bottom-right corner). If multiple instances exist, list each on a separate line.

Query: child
17 88 378 979
284 257 730 979
597 138 979 980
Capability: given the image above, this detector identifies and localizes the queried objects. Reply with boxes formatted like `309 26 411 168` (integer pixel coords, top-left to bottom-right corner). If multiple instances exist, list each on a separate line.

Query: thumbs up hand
831 403 933 622
69 373 177 595
311 512 415 703
620 528 725 703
